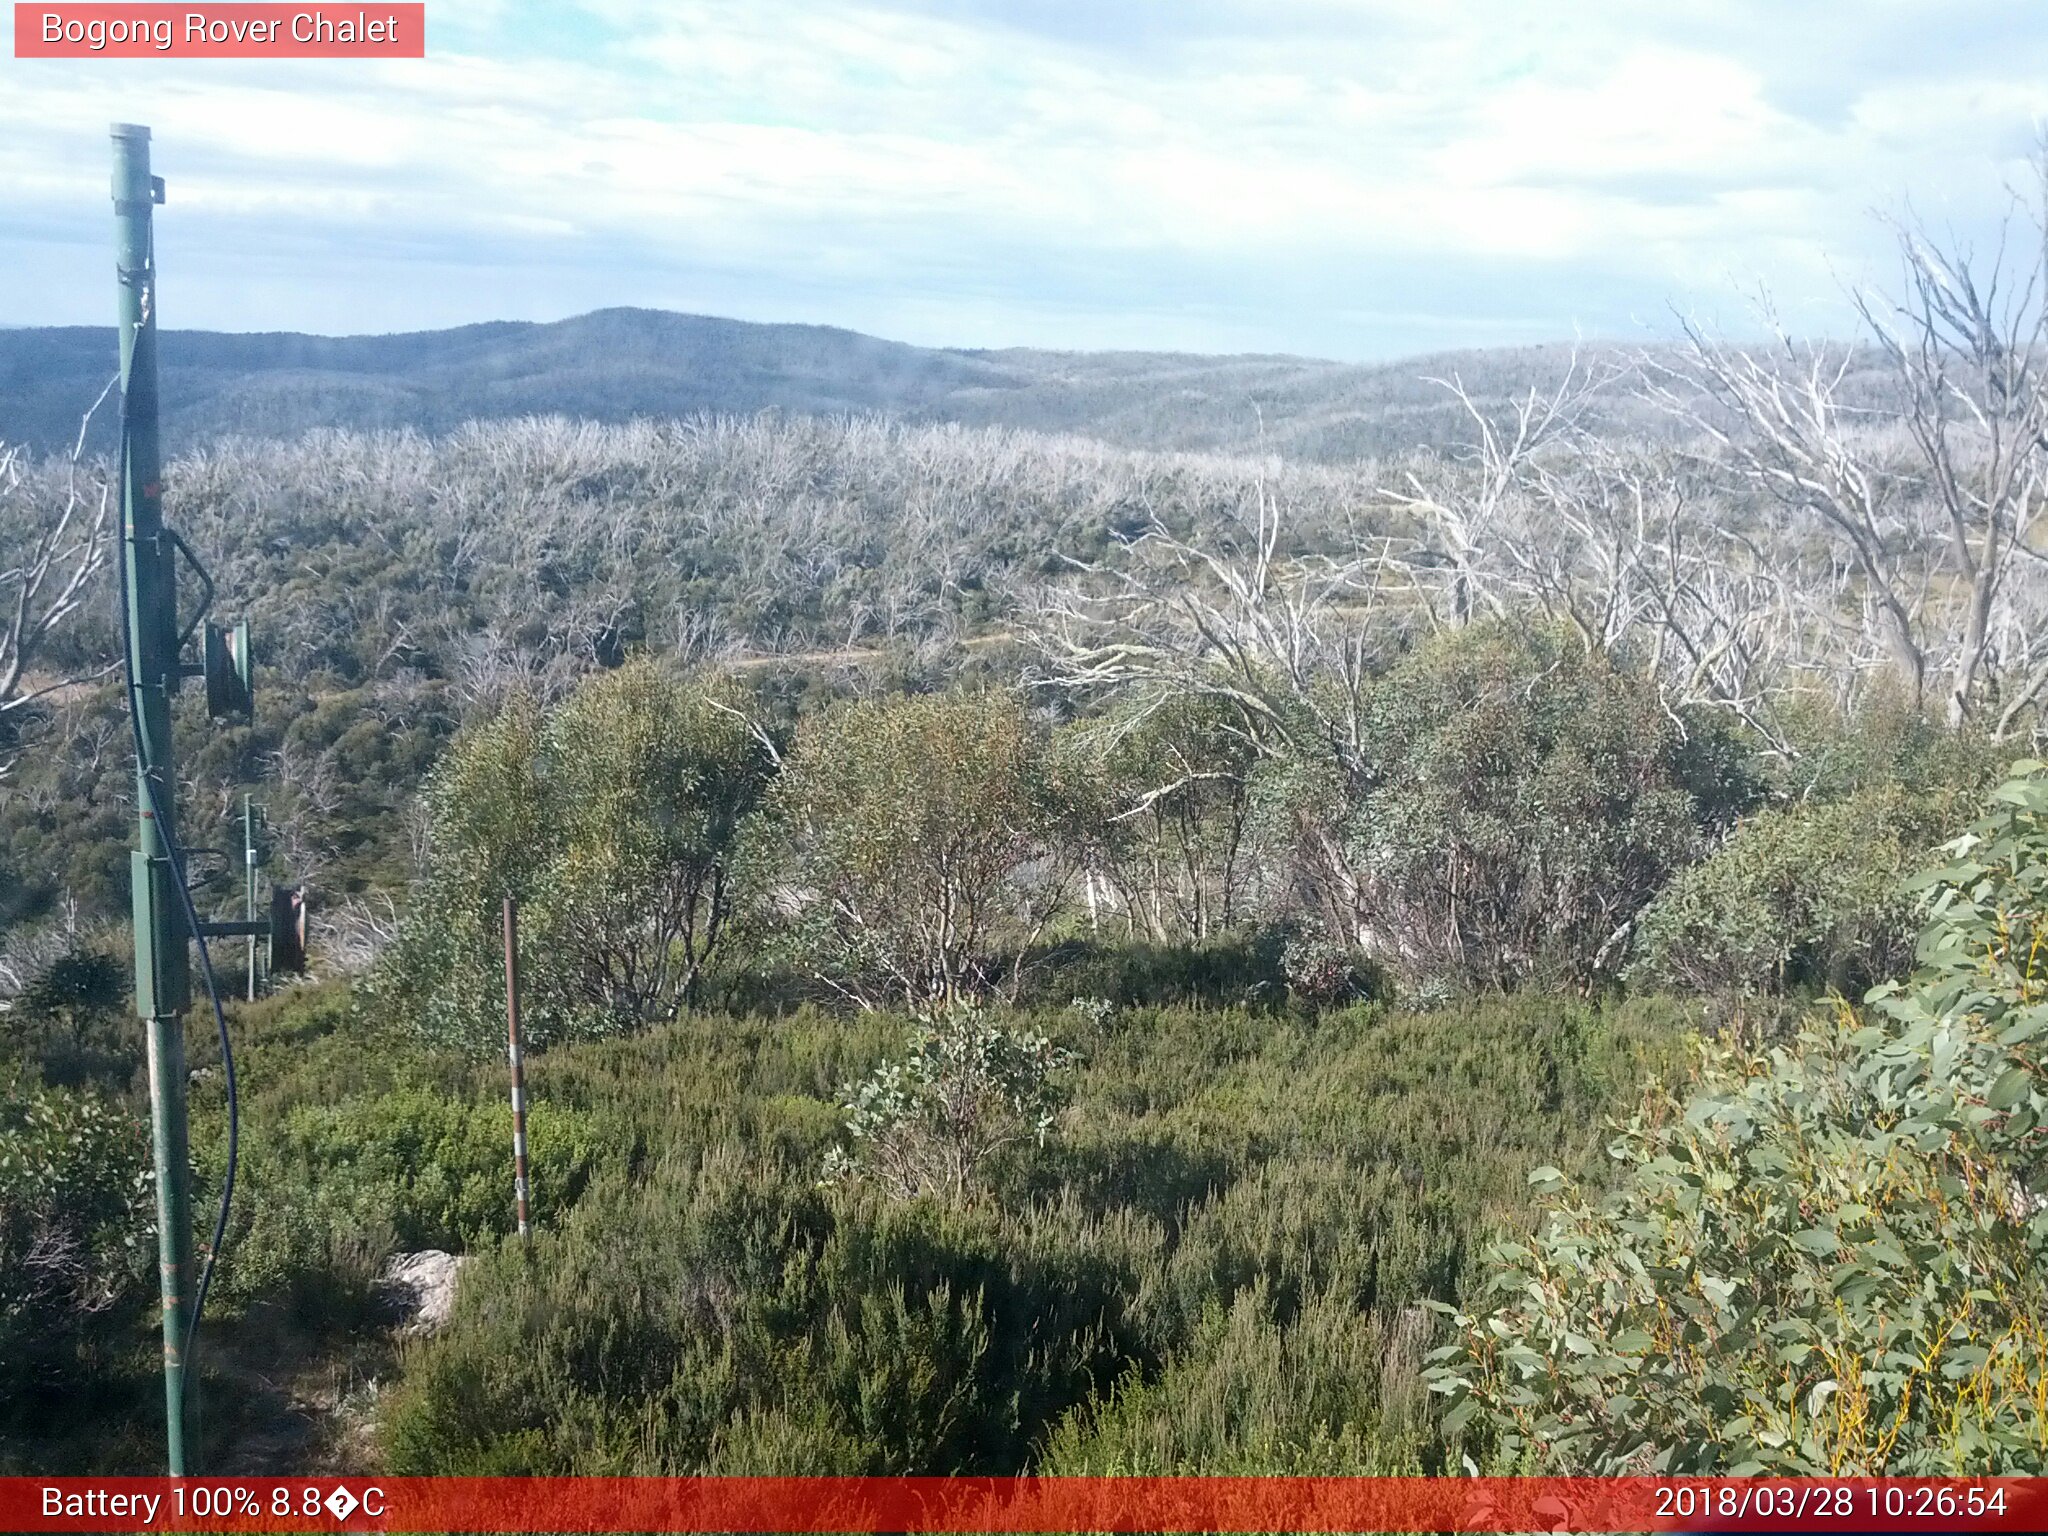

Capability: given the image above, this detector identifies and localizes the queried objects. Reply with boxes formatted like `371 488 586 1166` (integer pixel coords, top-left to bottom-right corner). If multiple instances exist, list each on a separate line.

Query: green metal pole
244 795 259 1002
114 121 195 1478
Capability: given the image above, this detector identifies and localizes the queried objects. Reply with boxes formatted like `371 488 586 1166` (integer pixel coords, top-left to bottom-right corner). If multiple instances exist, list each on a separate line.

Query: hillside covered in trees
1 309 1684 464
5 201 2048 1478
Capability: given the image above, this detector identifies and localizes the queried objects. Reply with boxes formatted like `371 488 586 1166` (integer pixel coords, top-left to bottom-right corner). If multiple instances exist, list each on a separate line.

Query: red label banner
13 4 425 57
4 1476 2048 1533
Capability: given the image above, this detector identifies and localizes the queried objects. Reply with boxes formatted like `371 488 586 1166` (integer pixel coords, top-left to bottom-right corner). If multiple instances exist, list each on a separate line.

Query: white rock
379 1249 469 1334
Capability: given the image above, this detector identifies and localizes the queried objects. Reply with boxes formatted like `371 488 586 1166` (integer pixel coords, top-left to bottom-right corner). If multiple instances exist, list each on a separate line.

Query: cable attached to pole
116 394 240 1398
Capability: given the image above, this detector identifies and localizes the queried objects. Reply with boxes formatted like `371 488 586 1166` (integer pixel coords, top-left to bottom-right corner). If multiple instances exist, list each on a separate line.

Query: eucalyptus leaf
1987 1066 2032 1111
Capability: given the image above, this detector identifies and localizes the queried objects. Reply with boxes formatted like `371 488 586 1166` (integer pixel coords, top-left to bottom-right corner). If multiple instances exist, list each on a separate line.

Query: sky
4 1 2048 360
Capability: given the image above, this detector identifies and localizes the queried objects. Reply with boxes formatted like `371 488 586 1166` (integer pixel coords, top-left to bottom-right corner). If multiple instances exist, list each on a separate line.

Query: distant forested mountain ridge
0 307 1649 461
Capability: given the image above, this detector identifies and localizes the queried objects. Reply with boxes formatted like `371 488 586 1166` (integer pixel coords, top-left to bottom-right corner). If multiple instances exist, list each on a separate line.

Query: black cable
115 381 239 1408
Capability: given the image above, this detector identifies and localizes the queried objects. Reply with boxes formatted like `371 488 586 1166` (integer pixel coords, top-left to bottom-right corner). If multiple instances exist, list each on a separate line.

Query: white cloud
2 0 2045 355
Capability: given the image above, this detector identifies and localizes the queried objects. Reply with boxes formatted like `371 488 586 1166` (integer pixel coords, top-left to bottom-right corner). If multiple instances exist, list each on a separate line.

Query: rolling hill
0 307 1637 463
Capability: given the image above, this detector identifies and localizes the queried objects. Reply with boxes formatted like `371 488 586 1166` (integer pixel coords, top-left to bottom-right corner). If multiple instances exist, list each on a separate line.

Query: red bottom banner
6 1475 2047 1533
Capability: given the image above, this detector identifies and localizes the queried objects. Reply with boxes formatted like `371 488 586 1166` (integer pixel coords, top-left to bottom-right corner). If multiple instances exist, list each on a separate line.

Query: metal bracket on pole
194 887 305 975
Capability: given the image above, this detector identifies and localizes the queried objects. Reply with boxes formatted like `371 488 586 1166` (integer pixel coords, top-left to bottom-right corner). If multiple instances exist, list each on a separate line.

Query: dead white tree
1380 353 1618 630
1381 366 1841 755
1642 320 1939 712
1860 212 2048 730
1027 477 1393 771
319 892 402 974
1024 475 1398 944
0 436 118 778
1645 191 2048 737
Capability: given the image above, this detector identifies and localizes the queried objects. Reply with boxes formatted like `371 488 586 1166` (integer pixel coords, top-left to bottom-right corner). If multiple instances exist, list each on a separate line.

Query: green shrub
756 692 1064 1008
1014 934 1289 1012
376 989 1684 1477
179 988 614 1327
0 1076 153 1418
1342 621 1761 990
1428 762 2048 1474
1630 785 1970 996
204 1197 396 1337
2 944 136 1091
202 1084 612 1319
1770 690 2004 804
1157 1156 1461 1337
1042 1286 1429 1473
367 661 773 1054
823 1008 1077 1201
0 966 1686 1474
1280 930 1388 1008
381 1150 1156 1474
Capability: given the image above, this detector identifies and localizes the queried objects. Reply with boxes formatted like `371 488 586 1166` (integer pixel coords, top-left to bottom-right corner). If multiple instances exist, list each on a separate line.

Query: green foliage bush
1041 1286 1430 1473
381 989 1684 1475
211 1087 609 1283
0 1075 153 1413
538 662 775 1015
1429 762 2048 1474
3 943 135 1090
1014 934 1289 1012
381 1150 1157 1475
368 660 773 1053
171 983 616 1331
1631 785 1969 996
1280 929 1388 1008
824 1008 1077 1200
1342 622 1760 990
0 941 1693 1473
760 692 1065 1007
1770 689 2005 805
